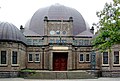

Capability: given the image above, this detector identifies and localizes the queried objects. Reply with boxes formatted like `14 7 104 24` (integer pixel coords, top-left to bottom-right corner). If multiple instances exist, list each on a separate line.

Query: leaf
92 0 120 52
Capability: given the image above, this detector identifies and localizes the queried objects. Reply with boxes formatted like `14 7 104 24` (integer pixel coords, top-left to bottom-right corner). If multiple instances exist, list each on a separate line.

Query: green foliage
20 69 35 72
92 0 120 52
19 69 36 78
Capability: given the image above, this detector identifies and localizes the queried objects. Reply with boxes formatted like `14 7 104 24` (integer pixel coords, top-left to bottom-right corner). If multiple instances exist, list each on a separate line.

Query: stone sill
0 64 7 67
113 65 120 67
35 61 40 63
28 61 34 63
11 64 19 67
102 65 109 67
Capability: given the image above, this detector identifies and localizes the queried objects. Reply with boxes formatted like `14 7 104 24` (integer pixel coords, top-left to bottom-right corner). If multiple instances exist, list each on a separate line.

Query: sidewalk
0 78 120 81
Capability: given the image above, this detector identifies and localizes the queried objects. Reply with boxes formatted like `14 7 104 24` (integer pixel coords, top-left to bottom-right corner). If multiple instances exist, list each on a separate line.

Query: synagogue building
0 4 120 77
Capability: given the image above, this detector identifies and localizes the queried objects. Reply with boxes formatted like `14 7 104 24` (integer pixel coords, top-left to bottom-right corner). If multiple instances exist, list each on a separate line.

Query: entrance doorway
53 52 68 71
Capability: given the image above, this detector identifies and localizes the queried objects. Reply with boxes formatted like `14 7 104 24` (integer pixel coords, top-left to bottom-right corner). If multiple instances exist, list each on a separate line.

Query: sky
0 0 113 29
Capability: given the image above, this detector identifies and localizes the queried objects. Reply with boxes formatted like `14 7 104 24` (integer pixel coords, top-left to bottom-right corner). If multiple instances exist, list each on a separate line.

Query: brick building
0 4 120 77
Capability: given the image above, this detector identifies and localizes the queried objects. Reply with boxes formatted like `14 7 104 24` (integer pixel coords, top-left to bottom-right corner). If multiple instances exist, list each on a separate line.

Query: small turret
69 17 73 22
20 25 24 33
90 26 94 34
44 16 48 21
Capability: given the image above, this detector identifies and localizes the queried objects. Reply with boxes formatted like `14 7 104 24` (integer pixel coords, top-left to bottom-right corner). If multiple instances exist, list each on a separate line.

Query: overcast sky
0 0 112 29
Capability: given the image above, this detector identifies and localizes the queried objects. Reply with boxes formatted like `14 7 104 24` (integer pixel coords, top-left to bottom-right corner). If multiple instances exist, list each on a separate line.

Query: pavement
0 78 120 81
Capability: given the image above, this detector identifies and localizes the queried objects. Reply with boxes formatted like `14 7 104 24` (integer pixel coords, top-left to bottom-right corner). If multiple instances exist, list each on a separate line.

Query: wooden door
53 53 68 71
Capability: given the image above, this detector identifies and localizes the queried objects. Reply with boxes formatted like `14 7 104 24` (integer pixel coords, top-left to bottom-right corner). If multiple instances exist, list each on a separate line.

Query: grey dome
27 4 89 35
0 22 27 44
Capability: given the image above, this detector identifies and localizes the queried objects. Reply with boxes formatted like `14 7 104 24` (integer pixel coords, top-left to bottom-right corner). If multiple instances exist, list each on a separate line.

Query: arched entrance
53 52 68 71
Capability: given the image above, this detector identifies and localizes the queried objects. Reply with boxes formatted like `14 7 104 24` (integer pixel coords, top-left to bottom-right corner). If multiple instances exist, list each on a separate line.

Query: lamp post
42 47 45 69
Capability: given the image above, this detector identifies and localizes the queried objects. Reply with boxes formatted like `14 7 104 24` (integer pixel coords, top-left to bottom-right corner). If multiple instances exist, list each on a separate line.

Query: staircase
0 71 19 78
24 70 96 79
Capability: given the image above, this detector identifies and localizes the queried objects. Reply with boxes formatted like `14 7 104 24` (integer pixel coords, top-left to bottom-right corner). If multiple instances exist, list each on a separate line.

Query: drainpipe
75 47 78 70
42 47 45 69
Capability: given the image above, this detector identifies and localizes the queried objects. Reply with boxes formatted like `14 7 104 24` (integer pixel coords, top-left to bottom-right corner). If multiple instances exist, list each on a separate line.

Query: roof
76 30 93 37
0 22 27 44
25 3 90 36
23 29 41 36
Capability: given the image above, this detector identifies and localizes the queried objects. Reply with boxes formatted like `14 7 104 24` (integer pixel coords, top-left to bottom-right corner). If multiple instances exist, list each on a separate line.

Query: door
53 53 68 71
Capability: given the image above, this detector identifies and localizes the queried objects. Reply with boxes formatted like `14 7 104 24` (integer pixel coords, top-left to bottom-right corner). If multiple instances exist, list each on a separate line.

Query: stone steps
0 71 19 78
25 71 96 79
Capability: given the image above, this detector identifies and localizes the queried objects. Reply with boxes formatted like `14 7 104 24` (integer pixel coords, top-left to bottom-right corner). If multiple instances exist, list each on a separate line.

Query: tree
92 0 120 52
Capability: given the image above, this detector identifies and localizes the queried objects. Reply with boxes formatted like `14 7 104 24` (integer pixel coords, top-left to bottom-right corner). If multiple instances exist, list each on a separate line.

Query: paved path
0 78 120 81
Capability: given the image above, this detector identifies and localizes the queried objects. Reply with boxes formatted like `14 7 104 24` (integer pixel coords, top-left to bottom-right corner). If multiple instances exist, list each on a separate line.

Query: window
56 30 60 35
89 40 92 45
35 54 40 62
27 39 33 45
79 40 83 45
79 54 84 62
12 51 17 64
114 51 119 64
33 39 38 45
103 52 108 64
28 54 33 62
50 39 54 43
62 31 66 35
86 54 90 61
84 40 89 45
56 39 60 43
61 40 67 43
38 39 43 45
73 40 77 45
1 51 7 64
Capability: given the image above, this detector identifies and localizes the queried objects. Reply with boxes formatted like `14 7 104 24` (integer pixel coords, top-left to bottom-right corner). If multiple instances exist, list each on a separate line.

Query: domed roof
76 30 93 37
26 4 89 35
0 22 27 44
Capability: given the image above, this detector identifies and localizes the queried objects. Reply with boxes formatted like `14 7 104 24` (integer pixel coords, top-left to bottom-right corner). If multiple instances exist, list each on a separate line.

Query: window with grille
1 51 6 64
86 54 90 61
12 51 17 64
103 52 108 64
35 54 40 62
28 54 33 62
114 51 119 64
79 54 84 62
